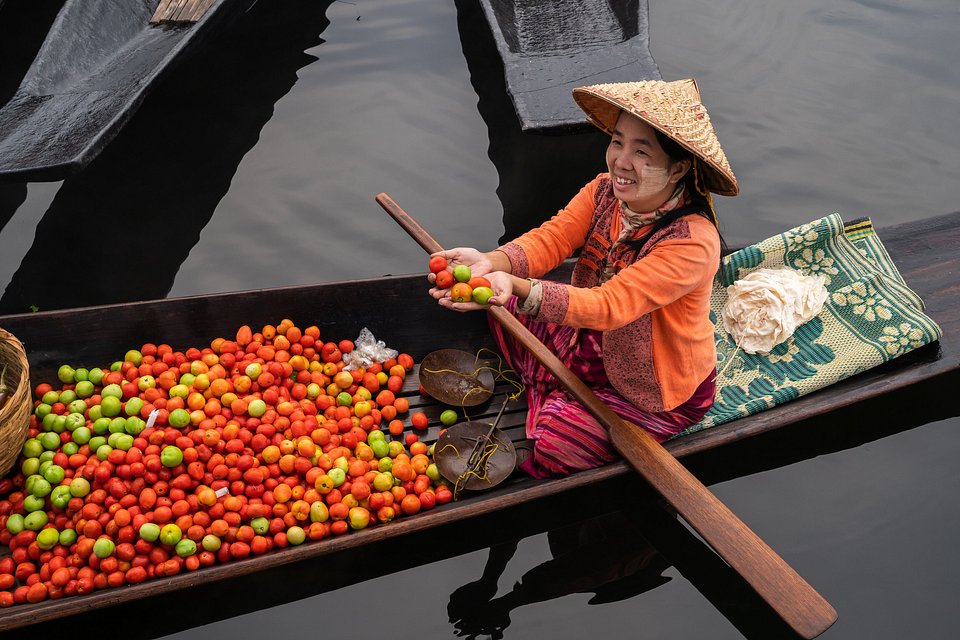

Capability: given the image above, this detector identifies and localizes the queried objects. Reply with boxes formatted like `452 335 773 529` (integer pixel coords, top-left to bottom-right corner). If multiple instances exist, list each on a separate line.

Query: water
0 0 958 637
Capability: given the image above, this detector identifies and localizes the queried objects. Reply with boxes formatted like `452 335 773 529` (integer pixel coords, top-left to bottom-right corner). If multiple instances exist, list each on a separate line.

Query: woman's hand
435 271 519 312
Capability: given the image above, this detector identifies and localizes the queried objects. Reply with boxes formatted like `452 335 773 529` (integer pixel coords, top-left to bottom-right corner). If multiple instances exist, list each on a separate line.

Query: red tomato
428 256 448 274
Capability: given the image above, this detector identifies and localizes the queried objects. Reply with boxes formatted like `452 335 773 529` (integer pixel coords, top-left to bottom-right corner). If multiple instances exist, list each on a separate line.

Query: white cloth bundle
722 267 828 354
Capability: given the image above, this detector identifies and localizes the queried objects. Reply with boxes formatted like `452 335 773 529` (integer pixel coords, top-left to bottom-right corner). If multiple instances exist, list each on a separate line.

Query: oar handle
375 192 837 639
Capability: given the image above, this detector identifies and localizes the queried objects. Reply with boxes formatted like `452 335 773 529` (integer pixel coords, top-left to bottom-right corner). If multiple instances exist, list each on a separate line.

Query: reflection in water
0 0 335 314
0 0 66 106
448 512 672 640
455 0 609 244
0 183 26 233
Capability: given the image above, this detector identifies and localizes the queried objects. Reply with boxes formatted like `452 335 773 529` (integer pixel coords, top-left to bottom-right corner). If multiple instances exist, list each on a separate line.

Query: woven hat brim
573 84 739 197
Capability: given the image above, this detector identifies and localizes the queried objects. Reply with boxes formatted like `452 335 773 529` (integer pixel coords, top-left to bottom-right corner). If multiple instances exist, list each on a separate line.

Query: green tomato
22 438 43 458
169 384 190 399
93 537 115 558
246 399 266 419
59 528 78 546
201 534 221 552
124 396 144 417
34 403 52 420
23 510 48 531
124 350 143 366
69 477 91 498
108 417 127 434
175 538 197 557
370 439 390 459
160 446 183 468
453 264 472 282
309 501 329 523
73 367 89 382
71 426 92 445
100 395 122 417
139 522 161 542
87 436 107 453
58 389 77 405
41 390 60 405
21 457 40 477
68 399 87 414
87 405 103 422
124 416 145 436
244 362 262 379
159 523 182 546
64 413 85 432
250 517 269 535
39 450 55 463
57 364 76 384
50 485 73 509
471 286 495 305
41 413 57 432
327 467 346 487
28 476 52 498
178 373 196 387
286 526 306 546
5 513 24 534
101 384 123 399
87 368 104 386
110 361 122 372
75 380 95 398
440 409 458 426
42 464 65 485
168 408 191 429
96 444 113 461
113 434 134 451
336 392 352 407
137 375 156 391
51 414 67 433
61 441 79 456
36 527 60 550
92 417 111 435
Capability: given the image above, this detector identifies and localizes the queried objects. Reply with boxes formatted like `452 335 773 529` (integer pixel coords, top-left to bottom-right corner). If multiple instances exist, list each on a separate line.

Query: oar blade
610 421 837 638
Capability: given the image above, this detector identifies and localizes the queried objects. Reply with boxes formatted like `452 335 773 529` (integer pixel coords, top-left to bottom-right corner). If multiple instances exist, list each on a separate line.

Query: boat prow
0 0 254 183
476 0 661 133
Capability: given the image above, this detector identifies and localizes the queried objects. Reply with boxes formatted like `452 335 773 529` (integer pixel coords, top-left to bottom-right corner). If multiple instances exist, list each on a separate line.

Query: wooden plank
152 0 217 25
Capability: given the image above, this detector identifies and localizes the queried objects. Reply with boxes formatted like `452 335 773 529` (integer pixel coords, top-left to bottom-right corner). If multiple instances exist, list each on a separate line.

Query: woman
430 79 738 478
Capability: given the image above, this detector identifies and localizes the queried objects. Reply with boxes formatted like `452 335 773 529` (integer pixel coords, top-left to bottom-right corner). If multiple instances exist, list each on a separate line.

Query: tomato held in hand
428 256 448 274
435 270 455 289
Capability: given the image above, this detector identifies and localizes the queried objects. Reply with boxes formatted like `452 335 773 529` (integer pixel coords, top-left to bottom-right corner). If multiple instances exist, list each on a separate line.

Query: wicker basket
0 327 30 477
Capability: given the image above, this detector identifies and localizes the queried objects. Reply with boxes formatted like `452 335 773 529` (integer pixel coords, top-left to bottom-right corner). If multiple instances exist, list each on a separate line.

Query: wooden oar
375 192 837 639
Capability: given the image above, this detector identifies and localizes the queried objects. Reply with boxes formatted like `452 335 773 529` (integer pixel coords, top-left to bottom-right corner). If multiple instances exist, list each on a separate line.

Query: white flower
792 248 839 285
722 268 828 354
878 323 925 356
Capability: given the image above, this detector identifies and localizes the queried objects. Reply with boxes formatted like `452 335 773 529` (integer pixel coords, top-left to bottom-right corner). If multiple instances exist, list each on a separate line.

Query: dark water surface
0 0 958 638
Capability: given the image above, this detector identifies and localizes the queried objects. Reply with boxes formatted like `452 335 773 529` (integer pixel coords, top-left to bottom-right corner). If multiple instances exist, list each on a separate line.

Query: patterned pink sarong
489 298 715 479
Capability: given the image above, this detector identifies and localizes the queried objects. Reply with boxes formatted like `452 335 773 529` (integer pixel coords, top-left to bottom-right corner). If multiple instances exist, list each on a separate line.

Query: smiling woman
425 78 738 479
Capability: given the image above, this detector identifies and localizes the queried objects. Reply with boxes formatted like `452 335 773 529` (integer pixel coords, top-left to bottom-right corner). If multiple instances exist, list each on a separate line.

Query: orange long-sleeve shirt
499 174 720 411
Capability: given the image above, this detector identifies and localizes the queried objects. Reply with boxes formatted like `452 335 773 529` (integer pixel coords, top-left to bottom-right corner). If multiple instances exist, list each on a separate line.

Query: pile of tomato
0 319 453 607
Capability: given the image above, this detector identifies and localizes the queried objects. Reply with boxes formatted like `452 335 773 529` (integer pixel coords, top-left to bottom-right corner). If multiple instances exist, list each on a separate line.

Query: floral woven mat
679 214 942 436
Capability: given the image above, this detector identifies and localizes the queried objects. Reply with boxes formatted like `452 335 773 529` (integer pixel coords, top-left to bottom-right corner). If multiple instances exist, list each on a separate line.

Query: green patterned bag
681 214 942 435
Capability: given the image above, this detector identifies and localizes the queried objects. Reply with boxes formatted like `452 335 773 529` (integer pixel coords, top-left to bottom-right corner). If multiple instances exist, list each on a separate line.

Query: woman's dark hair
626 130 727 256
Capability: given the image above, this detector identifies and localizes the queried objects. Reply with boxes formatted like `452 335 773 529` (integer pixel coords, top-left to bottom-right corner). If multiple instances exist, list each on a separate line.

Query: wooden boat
474 0 661 133
0 210 957 631
0 0 255 183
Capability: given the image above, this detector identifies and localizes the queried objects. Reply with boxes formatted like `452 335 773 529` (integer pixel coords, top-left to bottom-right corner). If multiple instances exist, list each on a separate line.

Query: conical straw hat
572 79 739 196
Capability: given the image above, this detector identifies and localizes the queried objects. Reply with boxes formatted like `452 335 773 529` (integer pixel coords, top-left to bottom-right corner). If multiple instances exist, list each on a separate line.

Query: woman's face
605 111 690 212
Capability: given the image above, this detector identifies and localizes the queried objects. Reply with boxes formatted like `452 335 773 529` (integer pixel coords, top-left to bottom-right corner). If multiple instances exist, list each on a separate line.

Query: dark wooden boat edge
0 210 957 630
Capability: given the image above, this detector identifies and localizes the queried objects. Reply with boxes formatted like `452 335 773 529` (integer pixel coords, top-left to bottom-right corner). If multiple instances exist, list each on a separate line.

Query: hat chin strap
692 158 718 226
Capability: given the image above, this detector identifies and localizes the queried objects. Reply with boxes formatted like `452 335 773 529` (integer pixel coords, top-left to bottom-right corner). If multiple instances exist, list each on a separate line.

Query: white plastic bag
342 328 398 370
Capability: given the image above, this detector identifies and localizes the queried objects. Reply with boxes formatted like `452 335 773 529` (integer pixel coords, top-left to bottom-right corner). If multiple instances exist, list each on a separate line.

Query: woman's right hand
426 247 494 295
